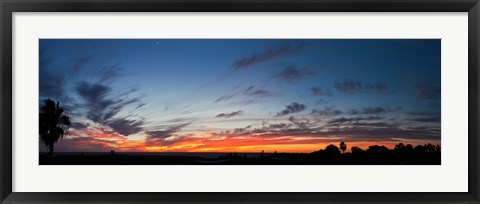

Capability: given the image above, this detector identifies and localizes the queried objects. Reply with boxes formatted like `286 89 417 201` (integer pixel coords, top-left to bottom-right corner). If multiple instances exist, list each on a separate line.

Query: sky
39 39 441 153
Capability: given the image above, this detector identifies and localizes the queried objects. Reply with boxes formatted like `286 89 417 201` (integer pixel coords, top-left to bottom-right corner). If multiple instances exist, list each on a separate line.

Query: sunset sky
39 39 441 153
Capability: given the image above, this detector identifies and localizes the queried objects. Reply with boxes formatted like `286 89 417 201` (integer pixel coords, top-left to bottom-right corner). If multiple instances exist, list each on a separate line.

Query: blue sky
39 39 441 152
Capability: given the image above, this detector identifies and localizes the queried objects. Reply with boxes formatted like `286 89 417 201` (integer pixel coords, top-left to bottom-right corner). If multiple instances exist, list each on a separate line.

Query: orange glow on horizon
53 129 440 153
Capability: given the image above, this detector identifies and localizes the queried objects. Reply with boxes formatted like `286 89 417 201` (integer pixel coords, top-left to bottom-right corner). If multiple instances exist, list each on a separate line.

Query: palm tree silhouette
39 99 71 157
339 141 347 154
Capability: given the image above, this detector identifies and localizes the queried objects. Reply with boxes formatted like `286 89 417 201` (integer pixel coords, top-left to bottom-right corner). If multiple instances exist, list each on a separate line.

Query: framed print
1 0 479 203
37 39 442 166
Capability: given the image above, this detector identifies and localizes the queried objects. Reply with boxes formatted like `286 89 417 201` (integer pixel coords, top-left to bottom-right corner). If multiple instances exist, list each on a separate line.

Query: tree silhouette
367 145 389 154
394 143 405 152
39 99 71 157
351 146 363 153
425 143 436 153
339 141 347 154
324 144 341 156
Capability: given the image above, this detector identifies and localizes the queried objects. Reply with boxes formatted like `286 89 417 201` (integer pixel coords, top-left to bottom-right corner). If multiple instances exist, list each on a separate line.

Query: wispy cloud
244 86 272 97
214 85 273 105
310 87 332 97
96 63 124 83
39 54 91 101
327 116 384 125
70 122 89 130
199 118 439 147
408 117 441 123
348 106 403 115
216 110 243 118
276 102 306 117
288 116 312 128
214 92 239 103
145 123 191 146
232 44 303 70
414 81 441 99
334 79 393 94
75 65 145 136
311 106 343 116
52 128 145 152
76 82 139 123
275 65 315 83
361 107 389 114
107 117 144 136
405 111 441 123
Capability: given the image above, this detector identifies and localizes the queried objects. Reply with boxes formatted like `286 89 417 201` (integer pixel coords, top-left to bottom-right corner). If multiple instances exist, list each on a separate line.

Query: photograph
39 39 441 165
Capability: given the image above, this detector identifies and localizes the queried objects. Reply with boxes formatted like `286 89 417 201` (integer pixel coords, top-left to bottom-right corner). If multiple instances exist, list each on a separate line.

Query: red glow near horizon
49 128 439 153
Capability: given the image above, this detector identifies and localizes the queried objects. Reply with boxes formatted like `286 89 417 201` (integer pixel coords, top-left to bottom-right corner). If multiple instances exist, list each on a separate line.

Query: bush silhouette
39 98 71 157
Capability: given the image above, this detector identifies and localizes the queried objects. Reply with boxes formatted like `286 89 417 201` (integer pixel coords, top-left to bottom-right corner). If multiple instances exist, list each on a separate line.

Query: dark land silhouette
39 142 440 165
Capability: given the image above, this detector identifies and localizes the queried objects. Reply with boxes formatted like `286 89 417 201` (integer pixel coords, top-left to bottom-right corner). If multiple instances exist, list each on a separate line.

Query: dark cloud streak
107 117 144 136
349 106 403 115
75 79 145 136
276 102 306 117
276 65 315 83
216 110 243 118
145 123 191 146
415 81 441 100
311 87 332 97
334 79 393 94
233 44 303 70
311 106 343 116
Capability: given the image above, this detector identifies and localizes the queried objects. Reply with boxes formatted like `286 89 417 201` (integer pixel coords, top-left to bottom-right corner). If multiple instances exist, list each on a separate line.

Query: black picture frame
1 0 479 203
